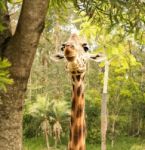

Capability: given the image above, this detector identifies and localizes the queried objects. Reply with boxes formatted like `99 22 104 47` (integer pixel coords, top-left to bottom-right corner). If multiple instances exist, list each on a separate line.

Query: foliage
23 115 42 138
24 94 70 141
0 0 5 32
86 98 101 144
73 0 145 37
0 59 13 92
0 0 6 11
25 94 53 118
0 23 5 32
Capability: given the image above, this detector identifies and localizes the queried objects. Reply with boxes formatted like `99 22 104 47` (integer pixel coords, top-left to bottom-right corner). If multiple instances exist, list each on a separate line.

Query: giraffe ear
89 54 106 62
50 53 64 62
82 43 89 52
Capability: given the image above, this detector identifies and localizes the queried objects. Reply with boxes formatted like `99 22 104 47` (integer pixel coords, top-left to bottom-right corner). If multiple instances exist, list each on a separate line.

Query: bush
86 99 101 144
23 115 42 138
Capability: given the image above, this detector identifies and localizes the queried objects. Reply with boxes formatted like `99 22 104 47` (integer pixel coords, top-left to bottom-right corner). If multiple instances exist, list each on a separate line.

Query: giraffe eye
61 47 64 51
70 45 74 49
61 44 66 51
82 43 89 52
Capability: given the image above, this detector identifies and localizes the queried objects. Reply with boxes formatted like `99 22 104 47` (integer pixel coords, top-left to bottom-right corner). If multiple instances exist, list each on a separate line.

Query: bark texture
0 0 49 150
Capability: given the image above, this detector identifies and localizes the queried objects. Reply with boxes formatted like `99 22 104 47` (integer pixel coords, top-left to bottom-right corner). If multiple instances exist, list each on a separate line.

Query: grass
24 136 145 150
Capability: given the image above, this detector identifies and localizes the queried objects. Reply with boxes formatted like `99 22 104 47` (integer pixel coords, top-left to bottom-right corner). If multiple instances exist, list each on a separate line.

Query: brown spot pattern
76 75 81 81
77 85 82 97
72 84 75 91
77 70 83 74
72 76 75 82
79 146 83 150
72 98 76 111
76 105 83 118
72 71 76 74
73 126 82 145
82 93 84 99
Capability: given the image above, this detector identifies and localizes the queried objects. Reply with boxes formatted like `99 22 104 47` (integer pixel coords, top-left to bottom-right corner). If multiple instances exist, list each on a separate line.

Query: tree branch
0 0 12 57
4 0 49 79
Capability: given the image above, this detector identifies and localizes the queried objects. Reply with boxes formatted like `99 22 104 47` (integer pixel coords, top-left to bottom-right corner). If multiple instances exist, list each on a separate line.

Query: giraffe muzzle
66 56 76 61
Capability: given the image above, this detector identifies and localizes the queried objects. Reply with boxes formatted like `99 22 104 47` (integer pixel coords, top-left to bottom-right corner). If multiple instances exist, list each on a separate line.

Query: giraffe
53 33 106 150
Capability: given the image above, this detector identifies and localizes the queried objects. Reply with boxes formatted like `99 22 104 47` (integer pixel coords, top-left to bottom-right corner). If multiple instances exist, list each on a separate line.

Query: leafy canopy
73 0 145 34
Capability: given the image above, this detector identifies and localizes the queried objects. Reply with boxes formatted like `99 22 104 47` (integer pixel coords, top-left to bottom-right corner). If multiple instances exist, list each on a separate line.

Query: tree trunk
101 94 108 150
101 60 109 150
0 0 49 150
111 117 115 148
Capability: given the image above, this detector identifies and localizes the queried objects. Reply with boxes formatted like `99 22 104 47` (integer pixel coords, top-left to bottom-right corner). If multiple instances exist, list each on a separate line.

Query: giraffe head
62 34 88 74
53 33 106 75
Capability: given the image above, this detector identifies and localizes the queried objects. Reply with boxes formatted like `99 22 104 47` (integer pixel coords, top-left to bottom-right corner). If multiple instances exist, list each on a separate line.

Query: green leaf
8 0 13 3
0 1 6 11
0 24 6 32
8 0 22 3
0 59 13 92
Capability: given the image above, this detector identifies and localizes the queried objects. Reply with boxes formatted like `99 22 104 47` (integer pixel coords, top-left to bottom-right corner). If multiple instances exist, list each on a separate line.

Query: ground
24 136 145 150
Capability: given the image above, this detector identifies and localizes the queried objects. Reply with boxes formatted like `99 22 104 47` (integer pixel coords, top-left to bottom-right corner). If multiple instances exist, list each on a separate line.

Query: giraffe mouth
66 56 75 61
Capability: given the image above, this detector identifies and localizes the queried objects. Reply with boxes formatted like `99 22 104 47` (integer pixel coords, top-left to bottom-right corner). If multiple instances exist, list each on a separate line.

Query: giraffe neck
68 73 86 150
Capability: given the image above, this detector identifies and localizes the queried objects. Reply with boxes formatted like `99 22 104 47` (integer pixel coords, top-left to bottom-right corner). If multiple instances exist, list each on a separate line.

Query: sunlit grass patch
130 144 145 150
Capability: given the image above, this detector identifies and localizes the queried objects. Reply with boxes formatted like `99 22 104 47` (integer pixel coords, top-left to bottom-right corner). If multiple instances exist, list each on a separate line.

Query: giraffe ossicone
52 34 106 150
